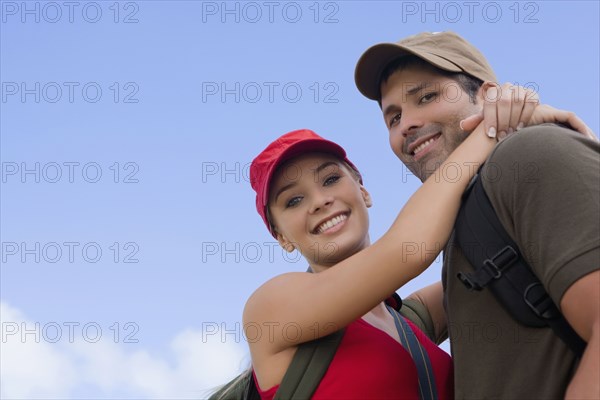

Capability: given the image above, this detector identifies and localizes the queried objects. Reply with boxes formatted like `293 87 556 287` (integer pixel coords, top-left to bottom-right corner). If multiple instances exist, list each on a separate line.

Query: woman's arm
244 122 495 353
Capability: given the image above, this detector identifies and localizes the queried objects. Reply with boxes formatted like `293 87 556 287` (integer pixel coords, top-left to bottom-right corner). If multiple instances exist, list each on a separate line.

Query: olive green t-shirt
400 297 442 343
440 125 599 399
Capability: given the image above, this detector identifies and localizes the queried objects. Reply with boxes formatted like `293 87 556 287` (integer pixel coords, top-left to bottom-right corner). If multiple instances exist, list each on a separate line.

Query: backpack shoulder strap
270 267 345 399
273 328 345 400
387 305 439 400
454 172 586 357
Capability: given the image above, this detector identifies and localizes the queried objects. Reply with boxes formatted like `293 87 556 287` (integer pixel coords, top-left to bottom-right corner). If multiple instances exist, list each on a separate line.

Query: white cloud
0 302 77 399
0 301 248 399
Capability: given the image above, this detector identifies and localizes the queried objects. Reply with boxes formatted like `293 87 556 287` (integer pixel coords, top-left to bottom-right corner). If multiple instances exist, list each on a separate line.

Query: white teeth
316 214 348 234
413 138 435 155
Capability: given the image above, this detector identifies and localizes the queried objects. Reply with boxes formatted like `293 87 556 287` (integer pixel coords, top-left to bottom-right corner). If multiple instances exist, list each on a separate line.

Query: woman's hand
460 82 597 142
526 104 597 141
460 82 539 140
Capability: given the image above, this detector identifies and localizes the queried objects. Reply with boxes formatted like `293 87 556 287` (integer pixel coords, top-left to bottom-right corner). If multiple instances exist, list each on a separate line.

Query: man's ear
360 185 373 208
478 81 499 104
276 231 296 253
475 83 486 103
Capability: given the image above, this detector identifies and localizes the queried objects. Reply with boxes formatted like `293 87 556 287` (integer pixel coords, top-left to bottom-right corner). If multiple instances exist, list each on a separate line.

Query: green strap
274 329 345 400
387 305 439 400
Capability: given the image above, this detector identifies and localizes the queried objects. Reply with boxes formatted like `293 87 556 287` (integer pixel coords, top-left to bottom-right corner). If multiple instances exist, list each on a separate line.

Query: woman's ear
360 185 373 208
276 232 296 253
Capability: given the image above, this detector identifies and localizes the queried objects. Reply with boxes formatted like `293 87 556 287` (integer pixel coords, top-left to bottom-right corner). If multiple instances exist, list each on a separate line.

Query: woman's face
268 153 372 270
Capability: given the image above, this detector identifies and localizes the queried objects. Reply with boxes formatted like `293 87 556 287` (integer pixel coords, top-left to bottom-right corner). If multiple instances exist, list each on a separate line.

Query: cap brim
355 43 462 101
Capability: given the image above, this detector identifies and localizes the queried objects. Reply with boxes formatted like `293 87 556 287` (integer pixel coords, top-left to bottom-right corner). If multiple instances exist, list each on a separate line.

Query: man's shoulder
489 124 584 161
482 124 597 179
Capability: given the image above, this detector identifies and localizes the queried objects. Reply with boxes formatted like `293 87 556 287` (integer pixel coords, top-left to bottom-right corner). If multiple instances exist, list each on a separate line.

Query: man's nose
399 112 424 137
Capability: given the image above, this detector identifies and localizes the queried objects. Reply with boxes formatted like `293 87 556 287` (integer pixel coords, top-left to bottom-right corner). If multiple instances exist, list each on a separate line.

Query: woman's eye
389 113 401 128
286 196 302 208
324 175 340 186
420 92 437 104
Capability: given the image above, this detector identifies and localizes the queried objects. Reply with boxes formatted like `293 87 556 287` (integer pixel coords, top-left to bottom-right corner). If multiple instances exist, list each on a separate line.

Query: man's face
380 65 483 182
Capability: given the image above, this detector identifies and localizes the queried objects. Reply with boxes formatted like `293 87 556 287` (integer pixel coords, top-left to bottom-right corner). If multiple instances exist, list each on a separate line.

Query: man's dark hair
378 55 484 105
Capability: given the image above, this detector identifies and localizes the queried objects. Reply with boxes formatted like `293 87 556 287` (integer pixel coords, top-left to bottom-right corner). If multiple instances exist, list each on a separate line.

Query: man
354 31 599 399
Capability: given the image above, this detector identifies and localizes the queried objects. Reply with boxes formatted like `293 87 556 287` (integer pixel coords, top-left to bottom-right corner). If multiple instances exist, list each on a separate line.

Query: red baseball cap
250 129 361 237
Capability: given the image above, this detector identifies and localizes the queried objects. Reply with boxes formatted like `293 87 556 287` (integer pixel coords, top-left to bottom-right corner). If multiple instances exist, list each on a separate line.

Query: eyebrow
273 161 340 202
315 161 339 175
382 81 430 118
406 82 429 96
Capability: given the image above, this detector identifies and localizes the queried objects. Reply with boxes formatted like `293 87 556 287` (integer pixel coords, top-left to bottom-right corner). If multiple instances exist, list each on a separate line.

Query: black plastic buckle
524 283 560 320
483 246 518 278
457 272 482 291
482 259 503 279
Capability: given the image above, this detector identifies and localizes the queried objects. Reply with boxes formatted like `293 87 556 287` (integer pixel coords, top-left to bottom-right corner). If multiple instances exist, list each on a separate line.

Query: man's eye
286 196 302 208
420 92 437 104
389 113 401 128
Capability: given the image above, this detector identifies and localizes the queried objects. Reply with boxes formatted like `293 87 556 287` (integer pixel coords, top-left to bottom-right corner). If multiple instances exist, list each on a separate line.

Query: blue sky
1 1 599 398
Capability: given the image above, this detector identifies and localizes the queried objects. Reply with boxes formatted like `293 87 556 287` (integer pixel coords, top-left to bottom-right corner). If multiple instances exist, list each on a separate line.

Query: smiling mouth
313 213 349 234
411 133 441 157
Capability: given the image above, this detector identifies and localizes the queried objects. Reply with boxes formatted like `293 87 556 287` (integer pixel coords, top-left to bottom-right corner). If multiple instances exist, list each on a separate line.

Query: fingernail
498 131 507 141
487 127 496 138
459 120 465 131
508 128 514 135
516 122 524 131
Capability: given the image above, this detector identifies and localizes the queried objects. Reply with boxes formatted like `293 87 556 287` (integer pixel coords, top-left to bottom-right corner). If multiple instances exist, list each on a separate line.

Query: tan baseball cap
355 31 497 101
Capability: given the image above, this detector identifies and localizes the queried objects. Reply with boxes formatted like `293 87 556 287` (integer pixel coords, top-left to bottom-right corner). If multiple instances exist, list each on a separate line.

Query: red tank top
254 317 453 399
